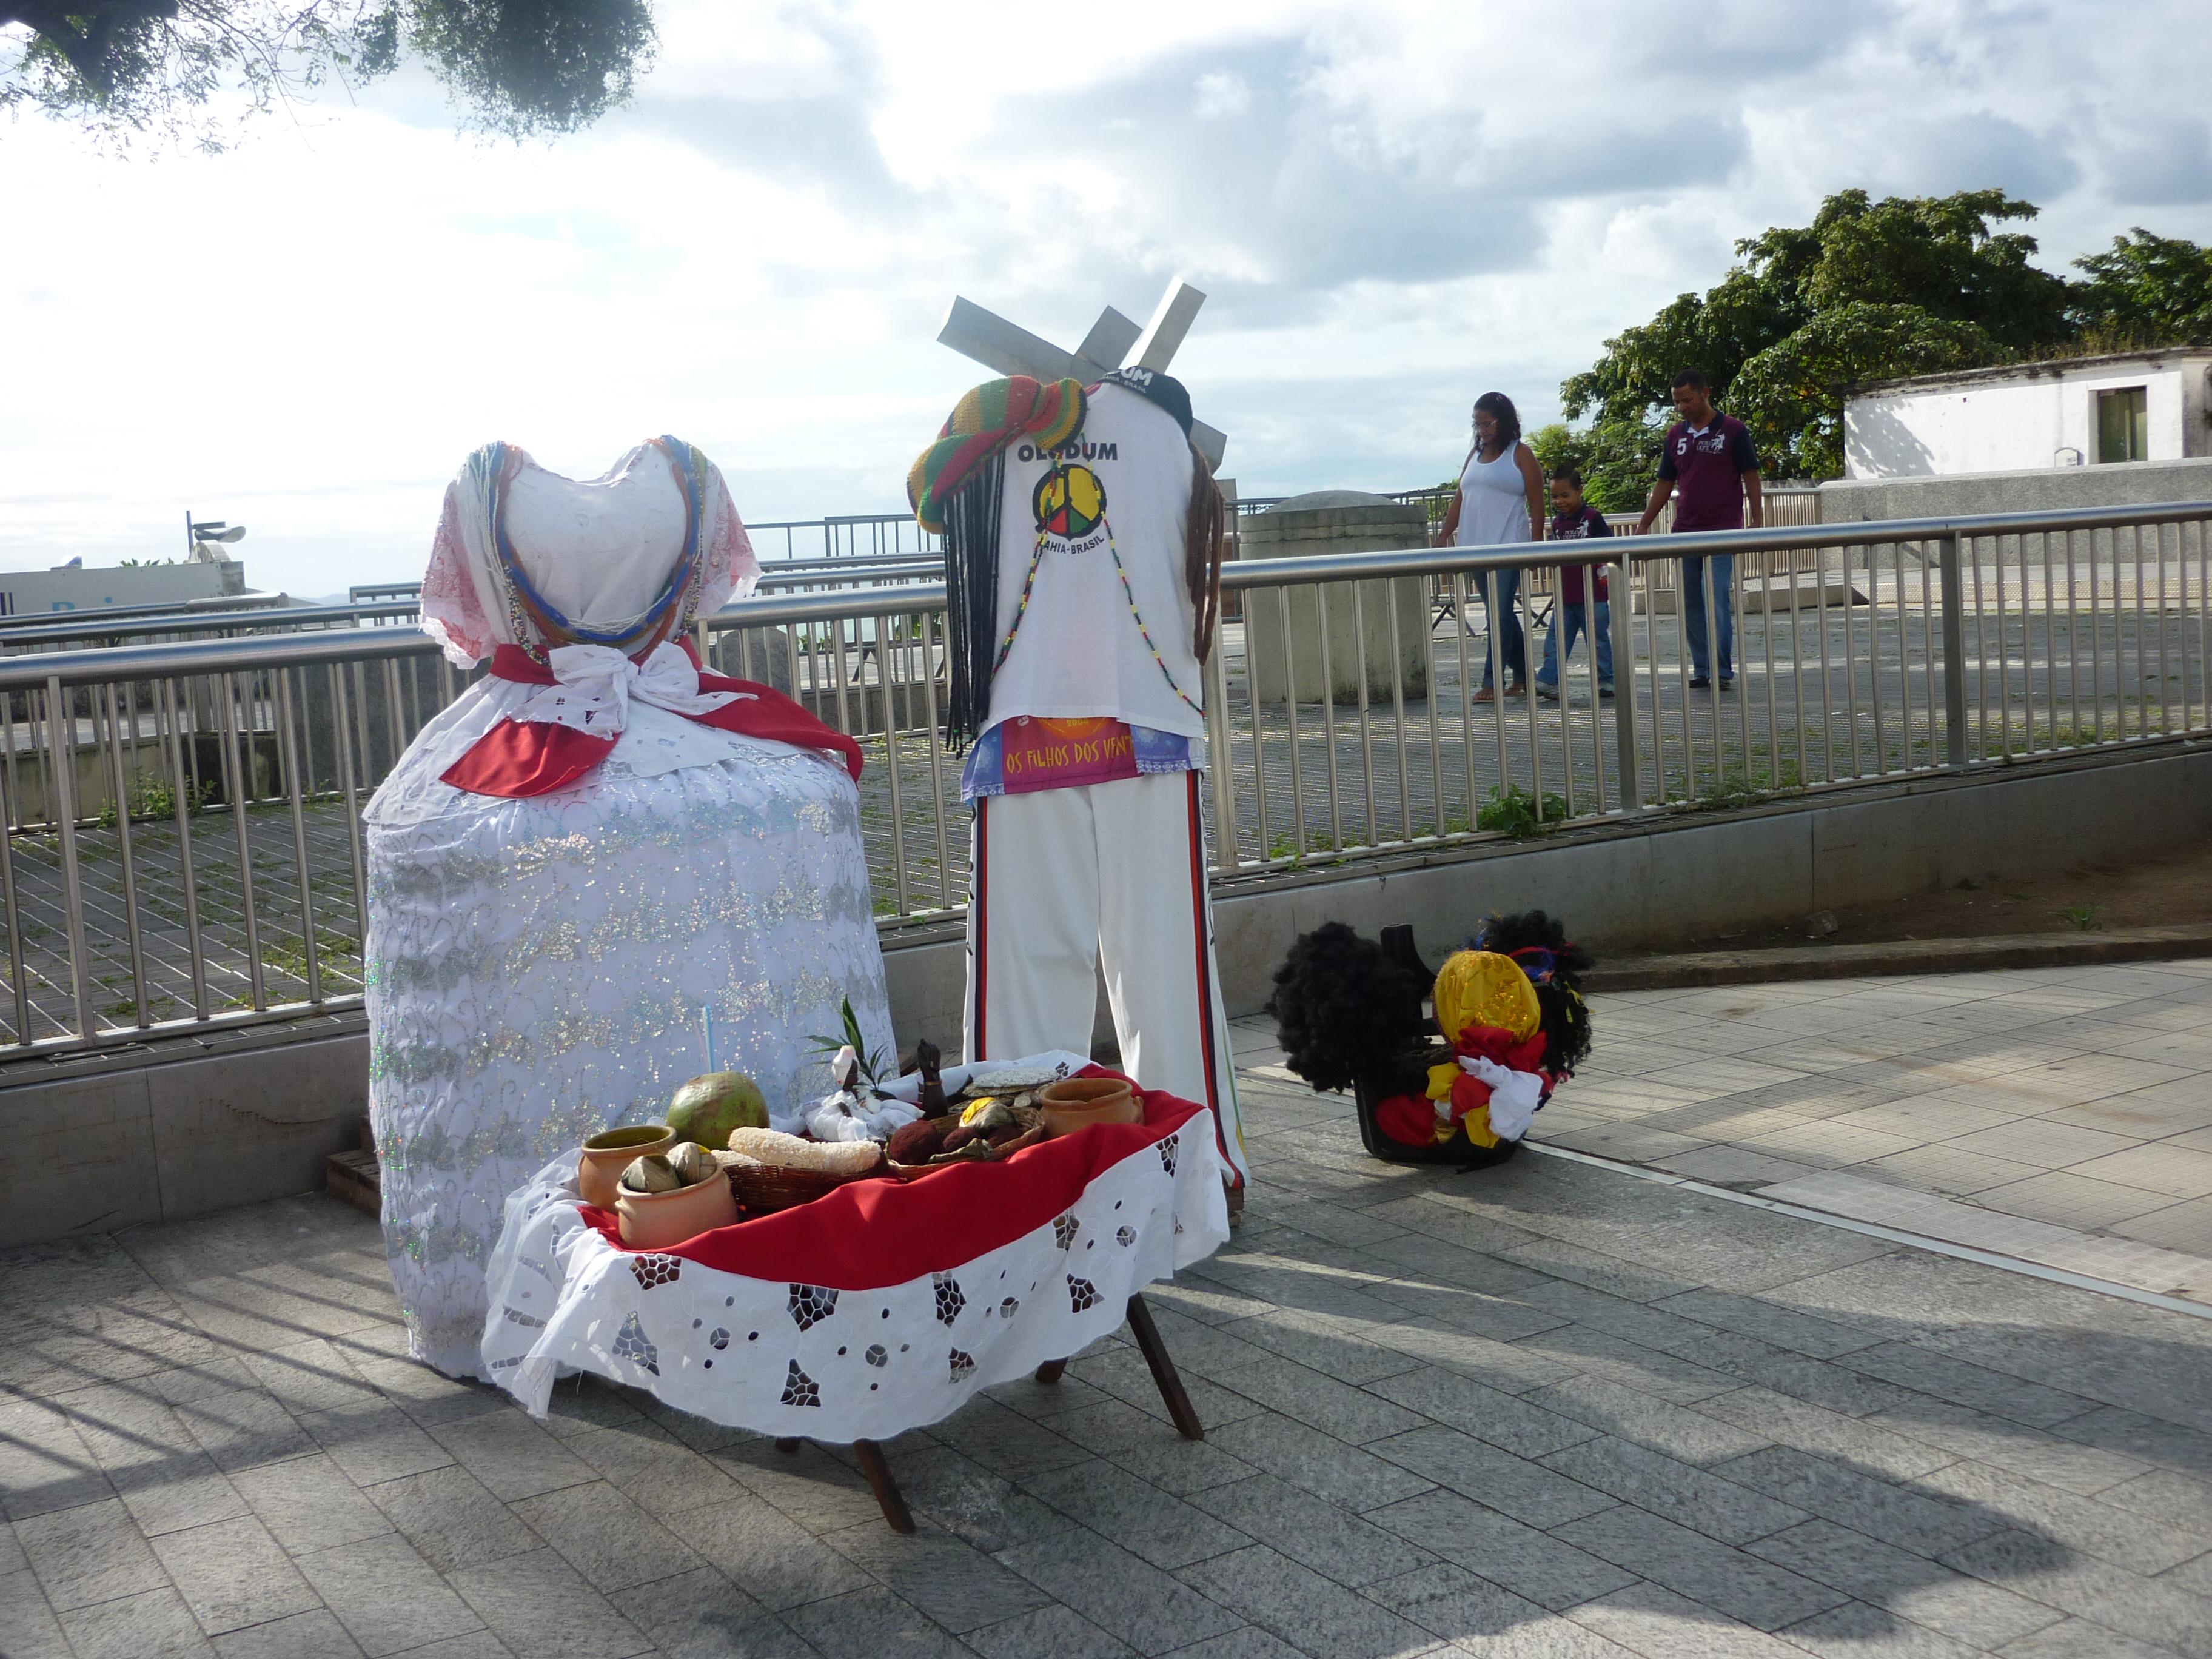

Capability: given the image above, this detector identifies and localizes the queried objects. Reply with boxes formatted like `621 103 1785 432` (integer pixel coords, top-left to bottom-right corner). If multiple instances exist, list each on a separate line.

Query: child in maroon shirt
1535 470 1614 698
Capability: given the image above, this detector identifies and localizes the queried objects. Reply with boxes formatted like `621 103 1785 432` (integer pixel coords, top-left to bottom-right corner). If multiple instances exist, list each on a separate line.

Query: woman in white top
1436 392 1546 703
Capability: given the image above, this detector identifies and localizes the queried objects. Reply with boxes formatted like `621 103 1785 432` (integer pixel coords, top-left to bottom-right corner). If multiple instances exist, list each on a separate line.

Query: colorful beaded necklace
487 437 705 661
992 512 1203 719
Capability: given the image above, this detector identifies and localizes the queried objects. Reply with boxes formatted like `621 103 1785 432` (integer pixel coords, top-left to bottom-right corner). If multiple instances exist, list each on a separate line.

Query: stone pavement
1525 960 2212 1304
6 1036 2212 1657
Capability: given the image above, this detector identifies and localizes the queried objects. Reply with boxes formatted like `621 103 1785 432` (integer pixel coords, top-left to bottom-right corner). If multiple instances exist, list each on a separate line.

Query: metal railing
0 498 2204 1057
0 600 426 655
746 513 938 564
0 556 944 657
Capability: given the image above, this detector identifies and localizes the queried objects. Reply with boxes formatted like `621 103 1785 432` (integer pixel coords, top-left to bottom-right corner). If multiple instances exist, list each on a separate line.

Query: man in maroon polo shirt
1635 369 1763 689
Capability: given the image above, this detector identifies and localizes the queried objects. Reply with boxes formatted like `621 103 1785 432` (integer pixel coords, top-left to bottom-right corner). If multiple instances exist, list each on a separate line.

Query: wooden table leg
1124 1293 1204 1441
853 1438 916 1533
774 1437 802 1454
1033 1358 1068 1384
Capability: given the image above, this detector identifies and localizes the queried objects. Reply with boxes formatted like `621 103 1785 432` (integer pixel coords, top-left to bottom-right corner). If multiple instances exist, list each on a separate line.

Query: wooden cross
937 278 1228 470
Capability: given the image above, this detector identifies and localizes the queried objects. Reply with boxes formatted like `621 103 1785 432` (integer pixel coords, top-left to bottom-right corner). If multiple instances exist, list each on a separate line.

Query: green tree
1526 421 1658 515
2070 228 2212 347
1 0 655 150
1728 304 1998 480
1786 189 2070 350
1560 189 2077 483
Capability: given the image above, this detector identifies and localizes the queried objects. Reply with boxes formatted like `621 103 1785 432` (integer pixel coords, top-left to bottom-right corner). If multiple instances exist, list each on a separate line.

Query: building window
2096 386 2148 463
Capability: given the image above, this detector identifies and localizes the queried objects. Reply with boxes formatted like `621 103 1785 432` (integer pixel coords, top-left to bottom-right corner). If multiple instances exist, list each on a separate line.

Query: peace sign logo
1032 463 1107 540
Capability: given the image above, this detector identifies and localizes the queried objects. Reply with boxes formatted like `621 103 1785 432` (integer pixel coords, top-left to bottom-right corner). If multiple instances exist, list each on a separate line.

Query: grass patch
1476 785 1570 839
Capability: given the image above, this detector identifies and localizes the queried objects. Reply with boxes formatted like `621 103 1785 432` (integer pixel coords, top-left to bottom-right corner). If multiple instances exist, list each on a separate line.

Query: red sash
440 640 864 799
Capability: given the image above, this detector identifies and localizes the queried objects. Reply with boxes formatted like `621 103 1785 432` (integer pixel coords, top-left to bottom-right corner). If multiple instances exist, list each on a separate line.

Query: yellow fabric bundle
1418 950 1541 1149
1432 950 1541 1045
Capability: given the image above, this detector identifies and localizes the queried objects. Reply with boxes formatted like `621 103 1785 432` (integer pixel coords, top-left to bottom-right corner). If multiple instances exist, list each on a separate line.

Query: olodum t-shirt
959 382 1210 800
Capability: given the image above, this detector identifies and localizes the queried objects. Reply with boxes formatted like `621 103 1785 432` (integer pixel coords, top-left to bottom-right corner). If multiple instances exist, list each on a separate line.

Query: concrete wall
877 741 2212 1055
0 1019 367 1248
1843 353 2212 479
6 740 2209 1244
1205 743 2212 1020
1820 454 2212 525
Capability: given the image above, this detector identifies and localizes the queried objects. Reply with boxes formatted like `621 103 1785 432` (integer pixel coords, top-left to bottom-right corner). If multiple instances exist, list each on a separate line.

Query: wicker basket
728 1156 885 1215
1352 1041 1523 1169
886 1122 1047 1181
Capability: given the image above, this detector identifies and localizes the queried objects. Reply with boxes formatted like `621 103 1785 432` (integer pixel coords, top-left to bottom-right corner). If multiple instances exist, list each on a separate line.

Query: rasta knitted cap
908 377 1087 535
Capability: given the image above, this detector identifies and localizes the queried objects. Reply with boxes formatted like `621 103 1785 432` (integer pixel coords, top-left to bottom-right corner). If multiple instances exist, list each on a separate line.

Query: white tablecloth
480 1074 1227 1443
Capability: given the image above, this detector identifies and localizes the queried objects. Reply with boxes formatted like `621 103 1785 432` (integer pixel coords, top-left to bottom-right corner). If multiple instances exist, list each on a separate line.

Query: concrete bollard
1241 492 1429 705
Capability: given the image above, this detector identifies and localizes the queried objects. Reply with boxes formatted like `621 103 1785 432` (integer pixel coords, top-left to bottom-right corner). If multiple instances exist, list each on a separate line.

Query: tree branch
3 1 182 94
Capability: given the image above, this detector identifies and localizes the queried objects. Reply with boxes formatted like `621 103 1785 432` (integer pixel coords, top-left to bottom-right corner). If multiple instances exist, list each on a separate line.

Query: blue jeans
1472 566 1526 688
1681 554 1734 680
1537 601 1613 687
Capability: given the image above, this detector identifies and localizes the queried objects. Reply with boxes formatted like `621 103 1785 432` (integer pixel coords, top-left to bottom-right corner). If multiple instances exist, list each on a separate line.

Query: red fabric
1450 1024 1552 1073
1183 771 1241 1189
1443 1025 1551 1125
971 800 992 1060
440 720 614 796
996 717 1141 794
688 665 865 783
1373 1026 1554 1149
440 643 864 798
1373 1094 1439 1147
580 1071 1207 1290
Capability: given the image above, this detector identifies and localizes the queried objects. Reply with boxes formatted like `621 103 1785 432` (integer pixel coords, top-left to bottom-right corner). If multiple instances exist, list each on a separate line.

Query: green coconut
667 1071 768 1148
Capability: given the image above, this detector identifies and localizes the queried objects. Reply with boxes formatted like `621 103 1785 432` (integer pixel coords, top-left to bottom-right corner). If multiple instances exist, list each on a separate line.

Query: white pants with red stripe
966 770 1248 1187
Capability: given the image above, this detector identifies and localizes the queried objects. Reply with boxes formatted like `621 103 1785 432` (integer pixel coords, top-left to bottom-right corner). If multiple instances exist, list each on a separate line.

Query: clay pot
1037 1076 1142 1138
578 1124 676 1208
616 1169 739 1249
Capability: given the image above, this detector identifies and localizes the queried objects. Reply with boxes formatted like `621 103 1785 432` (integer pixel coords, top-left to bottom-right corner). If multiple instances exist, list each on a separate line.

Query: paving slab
1568 959 2212 1307
1 1028 2209 1657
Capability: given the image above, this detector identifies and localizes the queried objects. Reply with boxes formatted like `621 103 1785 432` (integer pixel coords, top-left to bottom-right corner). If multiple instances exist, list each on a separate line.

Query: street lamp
184 511 246 561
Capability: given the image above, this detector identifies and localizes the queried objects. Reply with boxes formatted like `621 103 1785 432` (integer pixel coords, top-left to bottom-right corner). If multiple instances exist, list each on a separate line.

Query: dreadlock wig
1472 910 1595 1076
1184 438 1226 663
937 453 1005 754
1098 366 1225 662
908 376 1087 751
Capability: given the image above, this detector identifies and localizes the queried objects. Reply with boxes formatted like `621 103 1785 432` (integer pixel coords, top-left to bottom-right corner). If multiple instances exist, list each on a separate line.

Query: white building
1842 349 2212 480
0 558 243 617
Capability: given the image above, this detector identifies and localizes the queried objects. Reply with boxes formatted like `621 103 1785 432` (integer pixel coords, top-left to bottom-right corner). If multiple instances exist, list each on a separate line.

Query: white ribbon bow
511 641 754 739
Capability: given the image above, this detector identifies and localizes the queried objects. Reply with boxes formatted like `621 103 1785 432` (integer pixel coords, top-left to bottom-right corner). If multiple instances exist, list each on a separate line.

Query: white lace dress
366 441 893 1381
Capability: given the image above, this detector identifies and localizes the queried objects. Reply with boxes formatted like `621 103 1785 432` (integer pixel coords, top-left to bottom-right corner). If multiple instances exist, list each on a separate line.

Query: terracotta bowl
1037 1076 1142 1138
616 1170 739 1249
578 1124 677 1208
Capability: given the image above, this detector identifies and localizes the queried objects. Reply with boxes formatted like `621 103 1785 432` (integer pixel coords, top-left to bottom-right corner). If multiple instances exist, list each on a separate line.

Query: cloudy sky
4 0 2208 597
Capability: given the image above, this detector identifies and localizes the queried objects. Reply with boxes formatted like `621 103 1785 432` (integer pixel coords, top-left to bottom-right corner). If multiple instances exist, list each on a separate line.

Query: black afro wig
1472 910 1595 1076
1266 922 1429 1096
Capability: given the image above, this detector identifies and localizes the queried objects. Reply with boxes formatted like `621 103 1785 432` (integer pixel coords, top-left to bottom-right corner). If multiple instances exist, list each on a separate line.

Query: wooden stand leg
774 1437 802 1454
1124 1293 1204 1441
853 1438 915 1533
1033 1358 1068 1384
